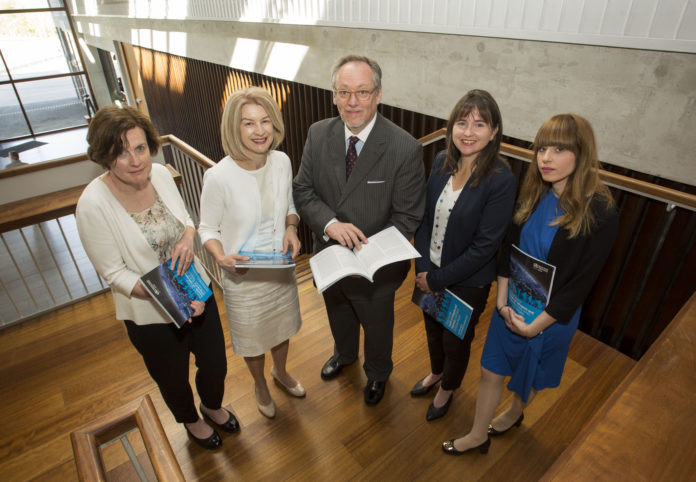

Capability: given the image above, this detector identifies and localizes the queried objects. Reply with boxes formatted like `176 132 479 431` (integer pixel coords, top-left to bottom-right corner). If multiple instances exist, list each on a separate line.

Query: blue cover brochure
508 245 556 324
412 287 474 340
140 259 212 328
236 251 295 268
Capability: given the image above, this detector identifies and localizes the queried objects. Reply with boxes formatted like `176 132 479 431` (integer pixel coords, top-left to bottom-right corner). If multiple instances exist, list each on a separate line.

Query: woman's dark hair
87 105 160 169
443 89 504 187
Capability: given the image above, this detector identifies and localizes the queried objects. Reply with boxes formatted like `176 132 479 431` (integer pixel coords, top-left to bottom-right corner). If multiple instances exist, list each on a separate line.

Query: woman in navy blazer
411 90 516 420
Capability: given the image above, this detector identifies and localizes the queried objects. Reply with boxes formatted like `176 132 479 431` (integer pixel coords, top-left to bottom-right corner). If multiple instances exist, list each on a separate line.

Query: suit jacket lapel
340 115 387 203
328 121 348 196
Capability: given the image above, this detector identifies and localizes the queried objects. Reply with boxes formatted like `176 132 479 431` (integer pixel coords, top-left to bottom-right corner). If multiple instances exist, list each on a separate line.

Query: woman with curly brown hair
77 105 237 451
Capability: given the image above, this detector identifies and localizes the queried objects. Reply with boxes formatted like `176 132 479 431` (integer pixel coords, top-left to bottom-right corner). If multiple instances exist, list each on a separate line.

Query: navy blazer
414 151 516 292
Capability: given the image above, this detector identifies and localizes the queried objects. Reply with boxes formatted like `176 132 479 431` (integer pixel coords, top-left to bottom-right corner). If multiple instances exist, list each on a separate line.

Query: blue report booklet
412 286 474 340
508 244 556 324
140 259 212 328
236 251 295 268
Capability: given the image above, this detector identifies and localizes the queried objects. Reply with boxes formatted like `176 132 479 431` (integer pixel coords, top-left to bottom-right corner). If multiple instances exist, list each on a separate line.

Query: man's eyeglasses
333 88 377 101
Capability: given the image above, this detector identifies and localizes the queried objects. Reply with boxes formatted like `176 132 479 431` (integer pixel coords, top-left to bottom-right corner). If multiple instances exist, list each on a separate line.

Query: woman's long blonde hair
513 114 613 238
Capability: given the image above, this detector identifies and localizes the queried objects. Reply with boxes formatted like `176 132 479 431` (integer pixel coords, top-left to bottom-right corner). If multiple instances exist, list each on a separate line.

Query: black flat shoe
321 355 353 380
426 393 452 421
442 436 490 455
488 413 524 436
186 426 222 450
364 380 386 406
200 404 240 433
410 375 441 397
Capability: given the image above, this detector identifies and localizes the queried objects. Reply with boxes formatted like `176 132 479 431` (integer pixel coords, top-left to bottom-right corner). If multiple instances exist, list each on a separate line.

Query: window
0 0 95 141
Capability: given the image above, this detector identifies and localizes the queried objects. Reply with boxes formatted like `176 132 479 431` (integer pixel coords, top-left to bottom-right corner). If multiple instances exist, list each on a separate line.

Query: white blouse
198 150 298 255
429 176 462 267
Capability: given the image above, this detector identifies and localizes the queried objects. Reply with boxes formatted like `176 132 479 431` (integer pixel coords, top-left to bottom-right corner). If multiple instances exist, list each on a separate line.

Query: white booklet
310 226 421 293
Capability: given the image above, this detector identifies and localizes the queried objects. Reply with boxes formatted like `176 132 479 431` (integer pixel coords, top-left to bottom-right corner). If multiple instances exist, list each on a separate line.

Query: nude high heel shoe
254 384 276 418
271 366 306 397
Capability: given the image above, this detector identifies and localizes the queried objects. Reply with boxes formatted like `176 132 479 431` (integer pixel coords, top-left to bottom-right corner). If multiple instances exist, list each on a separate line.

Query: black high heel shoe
425 392 452 421
410 375 441 397
185 425 222 450
488 413 524 436
200 404 240 433
442 436 490 455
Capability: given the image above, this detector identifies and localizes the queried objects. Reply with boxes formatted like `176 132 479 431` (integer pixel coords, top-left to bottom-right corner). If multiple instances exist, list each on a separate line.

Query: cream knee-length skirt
221 267 301 357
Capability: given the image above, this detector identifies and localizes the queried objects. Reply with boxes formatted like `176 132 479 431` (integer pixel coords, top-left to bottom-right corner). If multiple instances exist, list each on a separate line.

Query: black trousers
423 284 490 390
322 261 409 382
125 293 227 423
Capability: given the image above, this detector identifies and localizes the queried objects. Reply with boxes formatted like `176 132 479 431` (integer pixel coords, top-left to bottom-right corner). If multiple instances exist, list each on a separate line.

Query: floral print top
131 193 184 262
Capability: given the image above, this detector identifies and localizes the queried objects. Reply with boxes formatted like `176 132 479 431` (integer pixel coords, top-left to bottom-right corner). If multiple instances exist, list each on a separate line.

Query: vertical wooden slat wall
133 46 695 361
133 46 446 262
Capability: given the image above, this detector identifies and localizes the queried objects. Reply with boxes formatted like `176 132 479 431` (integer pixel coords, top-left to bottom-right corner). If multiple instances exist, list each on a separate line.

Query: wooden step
542 292 696 481
0 264 636 481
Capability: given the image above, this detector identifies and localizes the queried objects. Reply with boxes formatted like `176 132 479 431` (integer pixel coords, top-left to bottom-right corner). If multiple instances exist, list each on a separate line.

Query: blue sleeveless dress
481 190 581 402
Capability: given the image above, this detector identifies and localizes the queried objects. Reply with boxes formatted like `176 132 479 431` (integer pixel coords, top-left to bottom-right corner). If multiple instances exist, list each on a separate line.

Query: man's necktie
346 136 359 179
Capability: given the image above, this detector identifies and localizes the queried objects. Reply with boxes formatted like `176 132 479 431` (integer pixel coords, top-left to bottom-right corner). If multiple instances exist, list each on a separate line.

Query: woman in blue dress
442 113 619 455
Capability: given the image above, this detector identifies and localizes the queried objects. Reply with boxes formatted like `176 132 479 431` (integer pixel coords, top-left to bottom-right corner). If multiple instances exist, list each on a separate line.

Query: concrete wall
74 16 696 185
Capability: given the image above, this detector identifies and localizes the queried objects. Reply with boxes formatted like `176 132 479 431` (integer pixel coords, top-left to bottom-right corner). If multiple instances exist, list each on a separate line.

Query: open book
236 251 296 268
508 244 556 324
412 286 474 340
140 259 212 328
310 226 420 293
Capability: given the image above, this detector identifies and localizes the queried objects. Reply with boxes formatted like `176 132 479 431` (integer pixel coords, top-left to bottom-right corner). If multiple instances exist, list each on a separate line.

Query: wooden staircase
2 259 692 480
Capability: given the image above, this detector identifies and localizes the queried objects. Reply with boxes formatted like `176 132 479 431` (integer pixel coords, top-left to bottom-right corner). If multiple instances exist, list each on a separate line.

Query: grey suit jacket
293 113 426 255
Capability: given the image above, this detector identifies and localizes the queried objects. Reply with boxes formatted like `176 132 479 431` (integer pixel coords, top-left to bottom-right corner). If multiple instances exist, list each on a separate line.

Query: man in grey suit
293 54 426 405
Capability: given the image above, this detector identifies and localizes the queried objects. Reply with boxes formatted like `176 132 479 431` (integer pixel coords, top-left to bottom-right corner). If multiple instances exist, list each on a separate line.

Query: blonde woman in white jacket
77 105 237 450
199 87 304 419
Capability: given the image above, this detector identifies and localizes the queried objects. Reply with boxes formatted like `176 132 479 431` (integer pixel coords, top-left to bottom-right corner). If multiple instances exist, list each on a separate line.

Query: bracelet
497 305 508 315
286 224 298 230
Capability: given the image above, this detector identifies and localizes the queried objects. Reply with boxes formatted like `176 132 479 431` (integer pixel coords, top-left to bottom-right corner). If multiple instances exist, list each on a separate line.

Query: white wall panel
488 0 506 28
651 0 684 37
580 0 607 34
558 1 584 33
70 0 695 52
504 1 525 29
459 0 476 26
522 0 545 30
474 0 493 26
624 0 656 37
540 1 564 32
678 1 696 39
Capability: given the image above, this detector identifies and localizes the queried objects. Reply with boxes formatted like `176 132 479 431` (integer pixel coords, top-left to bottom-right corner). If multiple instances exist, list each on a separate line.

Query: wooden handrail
0 135 209 179
70 394 184 481
418 128 446 146
161 134 216 169
0 184 87 232
0 153 90 179
0 165 181 233
417 127 696 211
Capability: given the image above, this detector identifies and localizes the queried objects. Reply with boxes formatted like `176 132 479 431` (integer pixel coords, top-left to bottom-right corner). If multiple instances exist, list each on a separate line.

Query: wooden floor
0 263 635 481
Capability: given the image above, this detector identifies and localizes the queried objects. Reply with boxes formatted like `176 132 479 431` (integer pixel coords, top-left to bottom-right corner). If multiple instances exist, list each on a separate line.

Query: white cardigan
76 163 210 325
198 151 298 255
